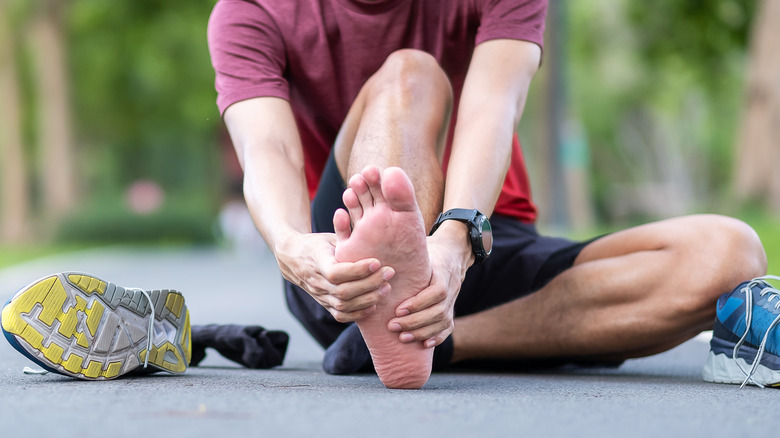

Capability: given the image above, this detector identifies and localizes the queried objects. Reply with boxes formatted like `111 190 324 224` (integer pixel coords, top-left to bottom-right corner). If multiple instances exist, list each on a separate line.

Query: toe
342 188 363 222
362 166 385 204
349 173 375 209
381 167 418 212
333 208 352 243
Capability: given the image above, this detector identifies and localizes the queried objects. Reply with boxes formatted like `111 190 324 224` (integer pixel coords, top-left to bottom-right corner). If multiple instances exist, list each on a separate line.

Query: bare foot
333 166 433 389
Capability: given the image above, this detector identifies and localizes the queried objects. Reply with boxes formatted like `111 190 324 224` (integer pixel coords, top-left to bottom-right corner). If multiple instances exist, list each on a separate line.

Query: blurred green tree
0 0 31 242
734 0 780 213
31 0 78 227
1 0 79 241
568 0 757 222
66 0 221 197
2 0 222 244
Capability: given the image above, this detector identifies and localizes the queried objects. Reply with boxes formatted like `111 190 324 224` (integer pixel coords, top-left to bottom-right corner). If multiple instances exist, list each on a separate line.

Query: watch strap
429 208 477 236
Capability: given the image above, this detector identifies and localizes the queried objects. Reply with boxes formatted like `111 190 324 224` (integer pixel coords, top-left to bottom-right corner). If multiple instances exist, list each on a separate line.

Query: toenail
388 322 401 331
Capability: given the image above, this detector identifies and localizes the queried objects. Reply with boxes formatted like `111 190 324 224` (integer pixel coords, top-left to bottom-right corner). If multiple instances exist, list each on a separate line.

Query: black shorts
284 153 594 349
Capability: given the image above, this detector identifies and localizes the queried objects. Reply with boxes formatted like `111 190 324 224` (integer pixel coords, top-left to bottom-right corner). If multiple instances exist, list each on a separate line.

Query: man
207 0 768 388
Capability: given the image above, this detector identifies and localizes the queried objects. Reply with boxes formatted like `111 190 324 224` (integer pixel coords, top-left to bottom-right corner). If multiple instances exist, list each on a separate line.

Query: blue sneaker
1 272 191 380
703 275 780 388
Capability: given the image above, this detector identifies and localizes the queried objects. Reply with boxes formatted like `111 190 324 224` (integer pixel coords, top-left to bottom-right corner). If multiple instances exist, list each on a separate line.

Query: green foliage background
24 0 224 243
1 0 779 272
66 0 221 195
568 0 757 220
5 0 771 247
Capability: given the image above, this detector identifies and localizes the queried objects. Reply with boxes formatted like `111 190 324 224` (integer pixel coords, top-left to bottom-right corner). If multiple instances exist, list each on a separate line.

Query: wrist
430 220 475 267
430 208 493 265
271 229 307 261
271 230 321 287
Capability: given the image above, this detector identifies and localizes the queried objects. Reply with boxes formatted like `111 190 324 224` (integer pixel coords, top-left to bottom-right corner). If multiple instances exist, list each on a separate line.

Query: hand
275 232 395 323
386 229 472 348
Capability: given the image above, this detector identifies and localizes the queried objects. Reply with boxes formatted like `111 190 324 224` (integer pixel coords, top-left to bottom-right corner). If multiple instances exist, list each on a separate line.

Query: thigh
455 216 598 317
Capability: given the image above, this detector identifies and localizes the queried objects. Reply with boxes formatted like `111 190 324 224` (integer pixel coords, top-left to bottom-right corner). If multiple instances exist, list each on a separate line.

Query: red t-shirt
208 0 546 223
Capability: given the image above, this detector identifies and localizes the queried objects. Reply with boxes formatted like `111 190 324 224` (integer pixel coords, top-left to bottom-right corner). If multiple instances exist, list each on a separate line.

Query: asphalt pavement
0 245 775 437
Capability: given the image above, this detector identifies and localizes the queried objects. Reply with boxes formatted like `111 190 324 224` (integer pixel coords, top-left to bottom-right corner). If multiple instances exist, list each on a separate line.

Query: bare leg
333 49 453 229
451 215 768 363
325 50 452 387
334 166 432 388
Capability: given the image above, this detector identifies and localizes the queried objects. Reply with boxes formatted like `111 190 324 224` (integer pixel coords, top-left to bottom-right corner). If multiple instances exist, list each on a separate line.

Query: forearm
223 98 311 259
445 40 538 217
433 39 539 265
445 105 517 217
243 143 311 253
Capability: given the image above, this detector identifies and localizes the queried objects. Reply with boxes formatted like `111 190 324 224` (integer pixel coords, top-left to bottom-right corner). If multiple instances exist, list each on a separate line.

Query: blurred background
0 0 778 271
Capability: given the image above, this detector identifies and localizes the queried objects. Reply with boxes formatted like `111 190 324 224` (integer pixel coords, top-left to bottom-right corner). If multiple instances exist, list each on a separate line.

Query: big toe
381 167 418 212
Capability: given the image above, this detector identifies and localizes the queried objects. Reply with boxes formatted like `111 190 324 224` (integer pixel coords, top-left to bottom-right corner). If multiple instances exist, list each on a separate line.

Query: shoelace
22 287 157 375
734 274 780 388
128 287 157 370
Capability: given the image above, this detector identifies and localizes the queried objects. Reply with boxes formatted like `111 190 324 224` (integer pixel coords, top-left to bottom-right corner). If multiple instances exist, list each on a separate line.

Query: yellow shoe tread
84 300 105 337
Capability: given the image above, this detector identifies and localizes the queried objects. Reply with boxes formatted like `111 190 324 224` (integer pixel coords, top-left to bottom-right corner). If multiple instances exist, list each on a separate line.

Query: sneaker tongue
752 282 780 310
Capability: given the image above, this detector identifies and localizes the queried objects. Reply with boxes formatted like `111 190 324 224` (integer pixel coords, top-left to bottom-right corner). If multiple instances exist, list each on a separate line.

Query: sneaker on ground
1 272 191 380
703 275 780 388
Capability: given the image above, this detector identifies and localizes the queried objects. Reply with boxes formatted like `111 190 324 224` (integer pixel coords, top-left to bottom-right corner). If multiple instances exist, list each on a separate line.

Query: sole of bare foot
333 166 433 389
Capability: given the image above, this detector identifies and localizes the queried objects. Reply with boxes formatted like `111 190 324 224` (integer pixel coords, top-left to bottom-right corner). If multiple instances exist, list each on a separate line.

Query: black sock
189 324 289 369
322 323 373 375
322 323 455 374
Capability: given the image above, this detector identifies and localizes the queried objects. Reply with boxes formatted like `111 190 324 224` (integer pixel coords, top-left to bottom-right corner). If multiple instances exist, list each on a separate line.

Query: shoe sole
1 272 191 380
702 351 780 387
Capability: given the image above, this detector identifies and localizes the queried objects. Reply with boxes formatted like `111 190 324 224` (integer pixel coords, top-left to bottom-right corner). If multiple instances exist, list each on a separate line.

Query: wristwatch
429 208 493 264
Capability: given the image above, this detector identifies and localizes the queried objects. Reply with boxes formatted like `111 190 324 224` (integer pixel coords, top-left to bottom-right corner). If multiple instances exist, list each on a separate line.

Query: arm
445 39 540 218
388 39 542 346
223 97 394 322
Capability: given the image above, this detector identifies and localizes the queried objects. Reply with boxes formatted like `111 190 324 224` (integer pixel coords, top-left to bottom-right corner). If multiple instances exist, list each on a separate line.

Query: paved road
0 246 774 437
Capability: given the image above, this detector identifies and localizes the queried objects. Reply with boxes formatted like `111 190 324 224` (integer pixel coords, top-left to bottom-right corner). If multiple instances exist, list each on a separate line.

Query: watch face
478 216 493 255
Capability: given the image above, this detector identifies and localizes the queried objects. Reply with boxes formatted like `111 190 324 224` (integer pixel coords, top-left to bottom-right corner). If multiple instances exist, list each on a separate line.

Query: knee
703 215 767 284
678 215 767 311
369 49 453 107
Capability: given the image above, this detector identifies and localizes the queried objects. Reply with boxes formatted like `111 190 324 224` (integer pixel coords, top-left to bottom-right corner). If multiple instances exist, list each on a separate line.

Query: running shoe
703 275 780 388
1 272 191 380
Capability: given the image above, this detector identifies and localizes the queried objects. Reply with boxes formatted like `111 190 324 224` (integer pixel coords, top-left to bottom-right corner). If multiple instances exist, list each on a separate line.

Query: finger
323 258 385 284
329 282 389 314
392 306 453 344
333 208 352 243
329 267 394 302
361 165 385 204
388 301 446 334
329 304 378 324
422 333 448 349
393 284 447 318
349 173 374 209
342 188 363 222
